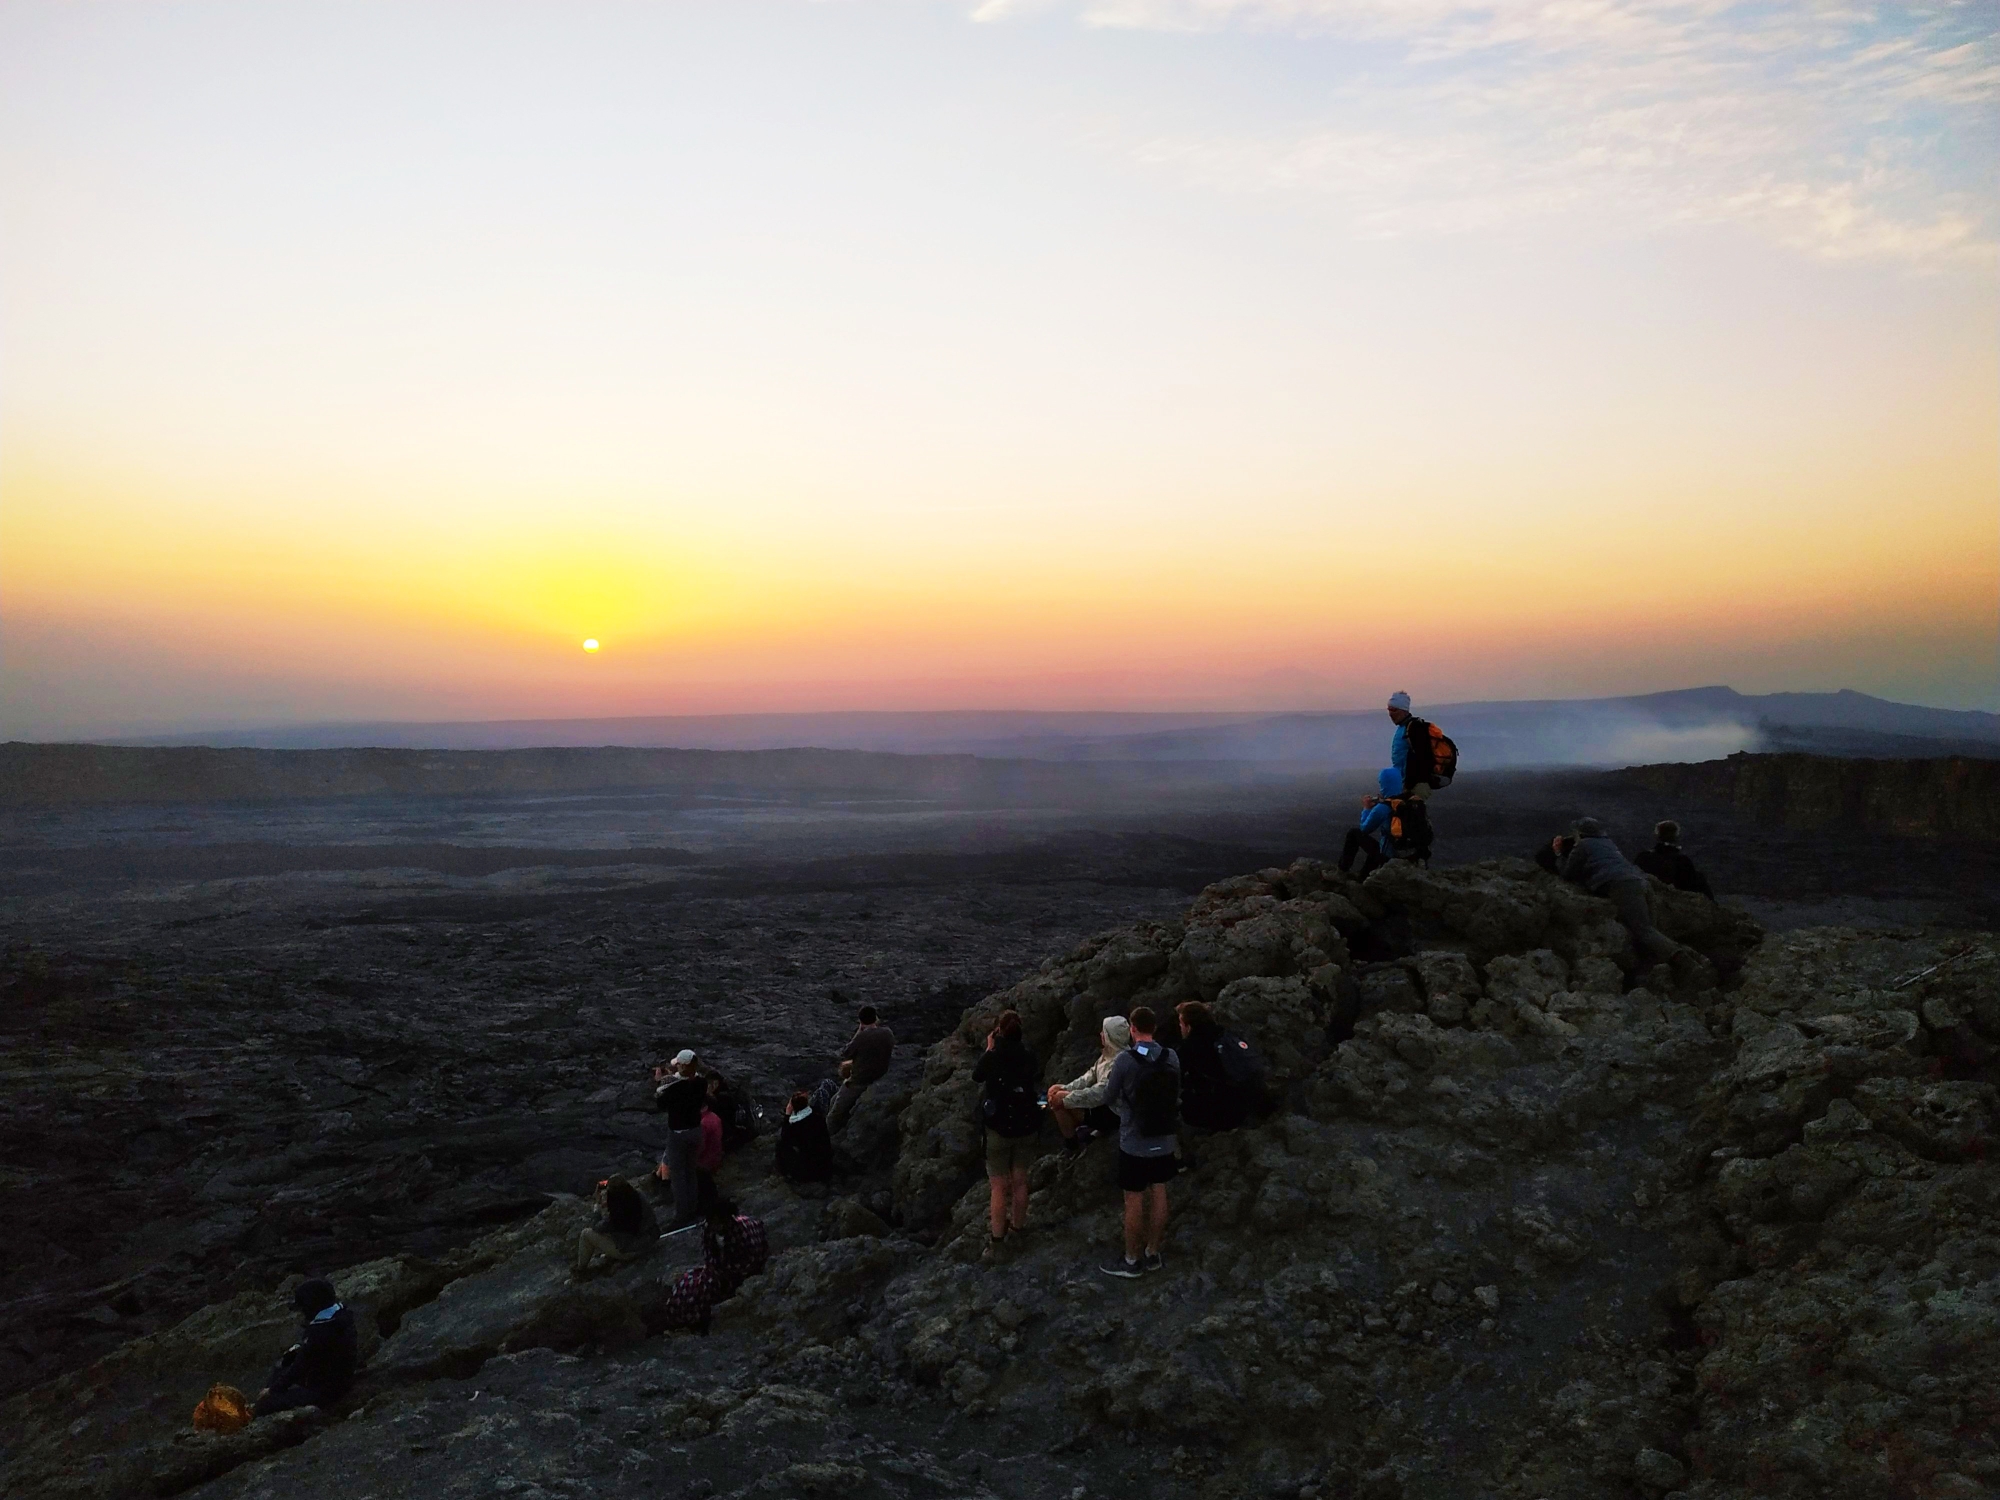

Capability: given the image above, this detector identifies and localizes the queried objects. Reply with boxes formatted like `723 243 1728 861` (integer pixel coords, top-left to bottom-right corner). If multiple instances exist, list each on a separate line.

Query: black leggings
1339 828 1387 876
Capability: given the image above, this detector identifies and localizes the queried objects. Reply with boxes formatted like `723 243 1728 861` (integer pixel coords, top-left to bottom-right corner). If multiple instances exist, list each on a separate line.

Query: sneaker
1100 1258 1143 1281
1142 1251 1164 1274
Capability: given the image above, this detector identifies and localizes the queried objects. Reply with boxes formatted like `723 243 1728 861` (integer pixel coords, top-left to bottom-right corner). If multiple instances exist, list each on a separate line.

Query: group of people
1337 691 1452 876
253 691 1736 1411
972 998 1266 1279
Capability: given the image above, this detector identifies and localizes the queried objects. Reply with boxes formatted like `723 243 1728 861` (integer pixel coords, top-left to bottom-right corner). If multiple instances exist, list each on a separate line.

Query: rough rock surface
3 855 1994 1500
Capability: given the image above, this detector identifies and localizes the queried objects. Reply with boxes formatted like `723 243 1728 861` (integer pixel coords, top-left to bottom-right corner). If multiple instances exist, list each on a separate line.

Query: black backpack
980 1047 1040 1136
1131 1048 1180 1136
1386 796 1435 861
1404 717 1458 789
1214 1030 1266 1093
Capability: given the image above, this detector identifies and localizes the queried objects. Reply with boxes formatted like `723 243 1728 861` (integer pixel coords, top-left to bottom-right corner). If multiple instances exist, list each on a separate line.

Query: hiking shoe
1142 1251 1164 1274
1100 1258 1143 1281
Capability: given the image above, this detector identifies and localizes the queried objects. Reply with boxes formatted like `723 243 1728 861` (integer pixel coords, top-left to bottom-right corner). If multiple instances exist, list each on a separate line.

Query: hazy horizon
3 2 1995 739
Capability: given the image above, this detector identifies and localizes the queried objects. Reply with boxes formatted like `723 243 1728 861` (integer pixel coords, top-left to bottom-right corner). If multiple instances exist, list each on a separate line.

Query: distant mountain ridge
92 687 1999 767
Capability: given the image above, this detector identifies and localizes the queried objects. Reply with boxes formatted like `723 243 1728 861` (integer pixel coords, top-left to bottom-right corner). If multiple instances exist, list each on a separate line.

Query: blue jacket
1390 721 1409 781
1360 767 1402 850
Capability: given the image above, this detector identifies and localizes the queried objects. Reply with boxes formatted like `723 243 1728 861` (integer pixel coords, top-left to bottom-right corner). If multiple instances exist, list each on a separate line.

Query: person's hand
654 1163 669 1181
1550 836 1565 852
1049 1086 1067 1107
984 1031 995 1051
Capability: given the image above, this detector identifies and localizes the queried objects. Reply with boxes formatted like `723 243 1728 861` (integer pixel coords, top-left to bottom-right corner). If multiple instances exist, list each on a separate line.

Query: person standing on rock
972 1008 1041 1249
1635 820 1715 900
827 1006 895 1132
1099 1005 1180 1280
1047 1014 1130 1153
1557 819 1683 971
654 1049 708 1229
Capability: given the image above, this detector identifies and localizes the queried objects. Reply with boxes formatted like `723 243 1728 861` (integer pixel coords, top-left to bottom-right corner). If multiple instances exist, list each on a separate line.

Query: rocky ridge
3 856 1993 1500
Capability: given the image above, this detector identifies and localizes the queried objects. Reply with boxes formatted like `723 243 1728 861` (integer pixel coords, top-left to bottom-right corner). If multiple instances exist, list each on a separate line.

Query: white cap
673 1049 697 1067
1388 691 1412 711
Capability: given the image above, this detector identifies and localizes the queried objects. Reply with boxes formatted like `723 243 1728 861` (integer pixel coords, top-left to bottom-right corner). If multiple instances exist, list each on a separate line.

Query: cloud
973 1 1999 267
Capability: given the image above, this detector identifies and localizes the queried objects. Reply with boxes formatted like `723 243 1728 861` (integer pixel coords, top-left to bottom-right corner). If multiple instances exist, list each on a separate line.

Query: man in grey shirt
1557 818 1682 969
827 1007 895 1132
1098 1005 1180 1279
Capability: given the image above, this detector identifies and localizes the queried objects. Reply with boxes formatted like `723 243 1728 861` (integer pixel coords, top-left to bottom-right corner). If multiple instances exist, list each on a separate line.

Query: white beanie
1388 691 1412 712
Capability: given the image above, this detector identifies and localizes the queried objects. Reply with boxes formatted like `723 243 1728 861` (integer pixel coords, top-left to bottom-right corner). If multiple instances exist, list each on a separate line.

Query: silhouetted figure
1635 820 1714 899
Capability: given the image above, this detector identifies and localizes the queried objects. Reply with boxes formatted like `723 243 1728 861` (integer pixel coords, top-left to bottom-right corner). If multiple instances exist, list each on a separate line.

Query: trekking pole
1892 944 1980 991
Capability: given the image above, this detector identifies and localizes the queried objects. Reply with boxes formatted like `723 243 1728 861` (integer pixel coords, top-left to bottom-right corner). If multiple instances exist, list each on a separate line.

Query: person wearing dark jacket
1634 820 1714 899
654 1049 708 1228
1174 1001 1247 1131
254 1278 358 1416
1557 819 1682 968
971 1009 1040 1246
775 1090 834 1184
827 1007 895 1132
575 1175 661 1274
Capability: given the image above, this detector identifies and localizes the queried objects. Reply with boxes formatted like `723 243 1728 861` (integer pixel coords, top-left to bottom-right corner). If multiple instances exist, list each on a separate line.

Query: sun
581 638 600 653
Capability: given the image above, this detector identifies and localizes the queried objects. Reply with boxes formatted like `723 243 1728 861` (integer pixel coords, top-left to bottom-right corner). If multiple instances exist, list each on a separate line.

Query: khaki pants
575 1227 635 1272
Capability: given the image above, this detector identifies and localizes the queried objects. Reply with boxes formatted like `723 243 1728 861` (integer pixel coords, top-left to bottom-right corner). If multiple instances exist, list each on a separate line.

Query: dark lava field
2 764 1993 1404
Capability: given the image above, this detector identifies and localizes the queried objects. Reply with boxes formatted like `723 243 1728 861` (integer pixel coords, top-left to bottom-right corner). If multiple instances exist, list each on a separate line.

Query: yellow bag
191 1383 253 1433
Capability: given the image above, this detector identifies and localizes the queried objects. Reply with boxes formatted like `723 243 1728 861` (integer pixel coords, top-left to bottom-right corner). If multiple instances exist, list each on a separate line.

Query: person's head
1554 834 1576 856
706 1075 722 1098
992 1008 1022 1041
1387 690 1412 725
1176 1001 1213 1035
1128 1005 1158 1041
699 1176 738 1227
1655 820 1680 844
1100 1015 1132 1056
293 1278 338 1318
1378 767 1403 798
673 1048 698 1076
1574 817 1605 839
787 1090 810 1120
858 1006 879 1026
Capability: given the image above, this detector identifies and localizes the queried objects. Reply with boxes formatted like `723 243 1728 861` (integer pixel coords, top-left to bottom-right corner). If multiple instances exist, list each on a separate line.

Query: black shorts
1117 1150 1177 1192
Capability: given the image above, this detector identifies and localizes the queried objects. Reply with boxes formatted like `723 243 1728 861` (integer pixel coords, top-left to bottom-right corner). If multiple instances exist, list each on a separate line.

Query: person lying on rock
1099 1005 1180 1281
1634 820 1715 900
1047 1014 1130 1155
1557 818 1685 973
1338 768 1404 879
972 1008 1041 1249
654 1049 708 1230
776 1089 834 1183
253 1278 358 1416
660 1185 770 1336
1173 1000 1249 1132
574 1175 661 1277
827 1006 895 1132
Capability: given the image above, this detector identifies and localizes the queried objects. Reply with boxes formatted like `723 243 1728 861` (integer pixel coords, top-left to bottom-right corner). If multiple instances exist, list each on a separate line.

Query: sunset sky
2 0 1994 739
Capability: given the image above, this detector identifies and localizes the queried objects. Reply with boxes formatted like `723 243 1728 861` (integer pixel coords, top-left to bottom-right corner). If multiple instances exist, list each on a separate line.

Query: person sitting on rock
1338 768 1405 878
775 1090 834 1184
1099 1005 1180 1280
660 1186 770 1335
971 1008 1041 1248
253 1278 358 1416
574 1175 661 1276
827 1006 895 1132
1634 820 1715 900
1046 1014 1130 1155
1557 818 1684 972
1174 1000 1249 1132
